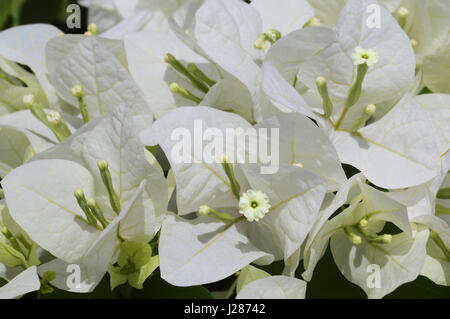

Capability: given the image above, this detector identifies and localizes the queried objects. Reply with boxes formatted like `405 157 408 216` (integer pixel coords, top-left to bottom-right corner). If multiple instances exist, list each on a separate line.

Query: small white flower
352 46 379 67
46 111 62 124
239 190 271 222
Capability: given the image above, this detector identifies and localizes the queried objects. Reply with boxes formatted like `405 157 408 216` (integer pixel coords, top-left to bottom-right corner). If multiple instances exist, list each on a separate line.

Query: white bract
0 0 447 299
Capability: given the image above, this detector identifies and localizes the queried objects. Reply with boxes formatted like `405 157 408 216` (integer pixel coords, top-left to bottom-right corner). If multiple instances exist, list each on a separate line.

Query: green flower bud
165 53 209 93
430 230 450 260
359 218 369 228
71 85 89 123
437 188 450 199
74 189 98 227
367 234 393 244
315 76 333 118
344 226 362 245
23 94 36 107
87 198 109 229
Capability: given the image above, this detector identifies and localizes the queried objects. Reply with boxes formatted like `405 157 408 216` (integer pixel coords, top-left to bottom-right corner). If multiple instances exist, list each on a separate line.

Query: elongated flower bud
87 198 109 229
165 54 209 93
71 85 89 123
220 154 241 200
97 160 121 214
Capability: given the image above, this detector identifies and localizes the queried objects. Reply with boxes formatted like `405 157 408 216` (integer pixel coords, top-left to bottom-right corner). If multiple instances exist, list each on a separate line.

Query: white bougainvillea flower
261 2 436 191
236 275 307 299
239 189 271 222
2 106 167 292
151 106 327 286
302 175 430 298
0 266 40 299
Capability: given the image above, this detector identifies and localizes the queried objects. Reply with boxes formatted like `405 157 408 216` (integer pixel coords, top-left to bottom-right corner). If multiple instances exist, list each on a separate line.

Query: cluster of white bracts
0 0 448 299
